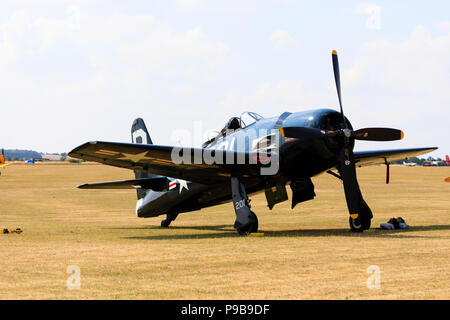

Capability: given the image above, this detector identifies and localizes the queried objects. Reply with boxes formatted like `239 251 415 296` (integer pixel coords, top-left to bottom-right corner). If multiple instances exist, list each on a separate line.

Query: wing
354 147 438 167
77 177 167 190
68 141 270 185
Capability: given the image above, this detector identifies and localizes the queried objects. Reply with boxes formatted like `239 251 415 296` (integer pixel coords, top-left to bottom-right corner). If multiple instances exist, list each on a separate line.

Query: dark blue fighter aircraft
69 51 437 235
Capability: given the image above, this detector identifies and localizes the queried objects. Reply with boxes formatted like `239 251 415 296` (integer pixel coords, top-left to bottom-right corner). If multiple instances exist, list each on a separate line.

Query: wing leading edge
77 176 168 190
354 147 438 167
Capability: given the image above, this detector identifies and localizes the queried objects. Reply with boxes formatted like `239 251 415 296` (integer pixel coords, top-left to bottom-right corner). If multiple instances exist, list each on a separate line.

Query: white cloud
437 21 450 31
118 26 230 73
4 0 111 7
0 9 231 151
269 29 295 48
177 0 298 11
340 24 450 154
178 0 208 6
218 80 334 119
344 25 450 93
218 23 449 157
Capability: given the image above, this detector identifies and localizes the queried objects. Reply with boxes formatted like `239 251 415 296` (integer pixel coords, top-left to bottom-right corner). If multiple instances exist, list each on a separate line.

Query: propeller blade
339 145 361 219
279 127 338 139
332 50 347 128
354 128 404 141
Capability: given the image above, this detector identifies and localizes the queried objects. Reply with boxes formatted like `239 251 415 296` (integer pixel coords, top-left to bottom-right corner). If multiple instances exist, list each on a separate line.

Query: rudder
131 118 153 145
131 118 156 199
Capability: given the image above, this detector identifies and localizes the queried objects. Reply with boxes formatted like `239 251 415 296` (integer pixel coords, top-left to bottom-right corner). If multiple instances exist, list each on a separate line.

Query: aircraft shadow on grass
114 224 450 241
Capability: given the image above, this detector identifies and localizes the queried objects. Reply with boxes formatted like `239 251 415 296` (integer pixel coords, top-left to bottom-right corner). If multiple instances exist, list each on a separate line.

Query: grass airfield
0 163 449 299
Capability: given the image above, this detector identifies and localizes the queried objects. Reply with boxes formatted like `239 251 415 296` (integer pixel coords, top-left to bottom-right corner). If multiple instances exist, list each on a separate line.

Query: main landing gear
161 211 178 228
326 170 373 233
231 176 258 235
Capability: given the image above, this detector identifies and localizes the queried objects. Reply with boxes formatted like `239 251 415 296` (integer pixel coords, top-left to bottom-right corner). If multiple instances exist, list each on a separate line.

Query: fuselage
136 108 350 218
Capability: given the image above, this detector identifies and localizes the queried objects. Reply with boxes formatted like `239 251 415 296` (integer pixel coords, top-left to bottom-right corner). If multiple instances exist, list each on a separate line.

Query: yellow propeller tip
279 128 285 137
400 131 404 140
332 50 338 55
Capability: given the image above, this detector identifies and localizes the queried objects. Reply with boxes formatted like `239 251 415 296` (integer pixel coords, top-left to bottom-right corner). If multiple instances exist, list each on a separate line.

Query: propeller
280 126 403 142
280 50 405 228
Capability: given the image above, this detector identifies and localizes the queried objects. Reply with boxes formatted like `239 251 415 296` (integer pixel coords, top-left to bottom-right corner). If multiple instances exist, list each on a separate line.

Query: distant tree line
3 150 85 162
391 156 448 166
4 149 42 161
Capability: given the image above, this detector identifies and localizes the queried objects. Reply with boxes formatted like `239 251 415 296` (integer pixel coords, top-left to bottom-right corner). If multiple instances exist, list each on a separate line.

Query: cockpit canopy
238 111 264 128
202 111 264 148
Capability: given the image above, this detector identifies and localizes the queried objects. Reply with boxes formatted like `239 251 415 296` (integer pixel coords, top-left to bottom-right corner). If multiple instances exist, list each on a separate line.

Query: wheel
235 211 258 235
349 216 371 232
161 212 178 228
349 197 373 232
161 219 170 228
349 197 372 232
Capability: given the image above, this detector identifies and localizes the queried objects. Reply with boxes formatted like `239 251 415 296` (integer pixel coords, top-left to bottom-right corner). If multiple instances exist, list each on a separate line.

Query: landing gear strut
161 211 178 228
326 170 373 233
231 176 258 235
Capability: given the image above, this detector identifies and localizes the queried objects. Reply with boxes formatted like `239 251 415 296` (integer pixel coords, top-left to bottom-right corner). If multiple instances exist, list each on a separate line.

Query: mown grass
0 163 449 299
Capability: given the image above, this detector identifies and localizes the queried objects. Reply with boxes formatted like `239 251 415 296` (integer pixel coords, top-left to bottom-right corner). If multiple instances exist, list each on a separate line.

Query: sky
0 0 448 158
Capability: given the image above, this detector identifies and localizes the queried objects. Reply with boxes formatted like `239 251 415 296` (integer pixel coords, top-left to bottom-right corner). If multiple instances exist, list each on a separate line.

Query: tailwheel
160 212 178 228
234 211 258 236
161 219 171 228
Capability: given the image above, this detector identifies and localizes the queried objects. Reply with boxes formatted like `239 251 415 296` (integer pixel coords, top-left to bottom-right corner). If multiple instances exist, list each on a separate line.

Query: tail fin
131 118 153 145
131 118 156 199
446 155 450 165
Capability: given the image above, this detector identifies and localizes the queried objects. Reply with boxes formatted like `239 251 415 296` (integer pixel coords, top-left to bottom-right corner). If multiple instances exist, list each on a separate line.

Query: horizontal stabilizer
77 177 167 190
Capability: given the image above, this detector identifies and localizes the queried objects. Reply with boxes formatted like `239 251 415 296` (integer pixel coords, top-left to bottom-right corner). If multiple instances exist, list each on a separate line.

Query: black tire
349 215 371 232
161 219 170 228
349 197 372 232
235 211 258 235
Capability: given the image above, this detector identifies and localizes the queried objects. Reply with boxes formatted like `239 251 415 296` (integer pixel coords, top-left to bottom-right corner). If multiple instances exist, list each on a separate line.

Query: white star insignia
177 179 189 194
118 151 149 163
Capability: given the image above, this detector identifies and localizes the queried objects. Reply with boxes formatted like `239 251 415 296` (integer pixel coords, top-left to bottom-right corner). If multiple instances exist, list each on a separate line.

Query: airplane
0 148 11 175
403 161 417 166
69 51 437 235
0 149 7 166
423 160 439 166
